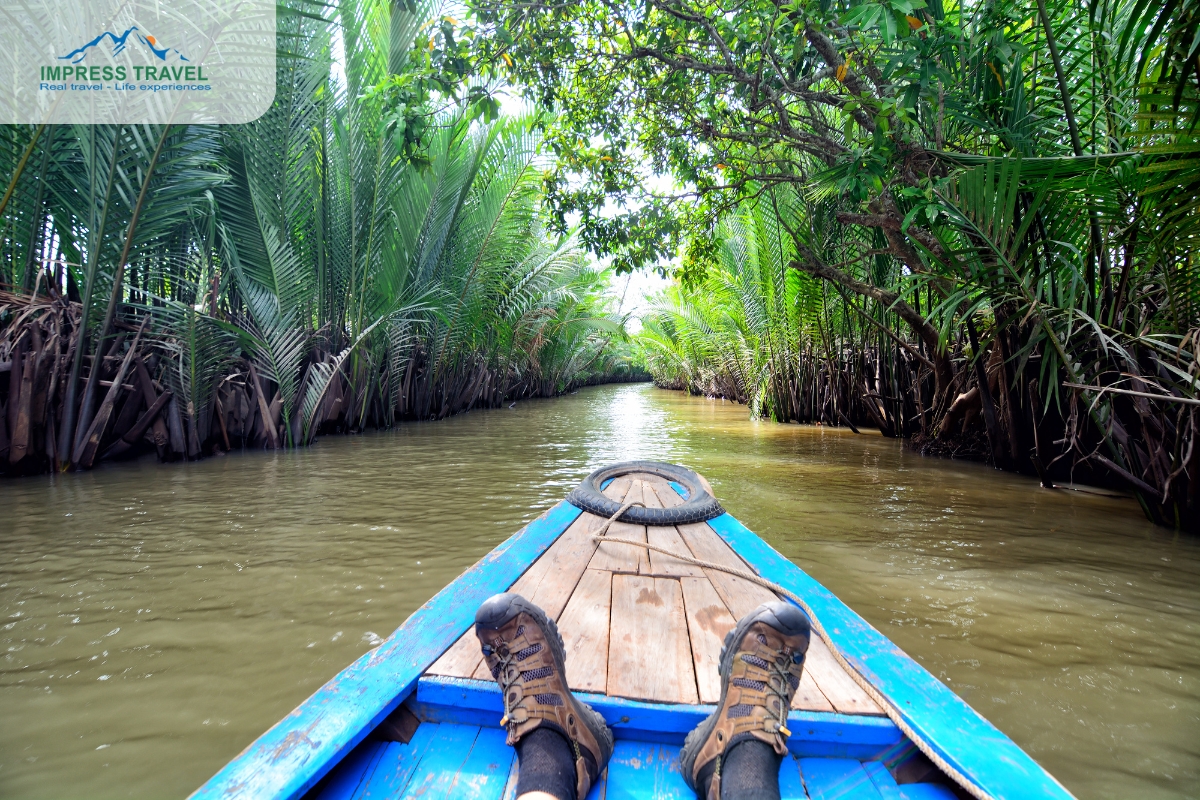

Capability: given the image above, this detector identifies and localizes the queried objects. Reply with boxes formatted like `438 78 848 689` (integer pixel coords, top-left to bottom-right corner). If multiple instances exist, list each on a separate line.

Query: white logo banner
0 0 275 123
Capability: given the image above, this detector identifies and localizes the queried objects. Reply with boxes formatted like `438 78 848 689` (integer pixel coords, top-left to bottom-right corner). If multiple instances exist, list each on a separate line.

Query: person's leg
678 601 812 800
474 592 614 800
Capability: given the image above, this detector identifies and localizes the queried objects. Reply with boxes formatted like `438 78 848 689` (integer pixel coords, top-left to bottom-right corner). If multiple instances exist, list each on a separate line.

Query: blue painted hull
192 500 1075 800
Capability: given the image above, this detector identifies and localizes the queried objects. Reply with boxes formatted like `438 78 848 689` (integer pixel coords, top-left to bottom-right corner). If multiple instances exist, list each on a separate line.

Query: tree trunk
966 318 1003 466
75 317 147 469
9 338 34 464
790 253 954 402
166 395 186 458
134 356 170 457
248 363 279 449
102 389 172 460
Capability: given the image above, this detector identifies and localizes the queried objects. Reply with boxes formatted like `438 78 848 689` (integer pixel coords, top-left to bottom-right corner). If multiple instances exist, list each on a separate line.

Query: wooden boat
193 462 1075 800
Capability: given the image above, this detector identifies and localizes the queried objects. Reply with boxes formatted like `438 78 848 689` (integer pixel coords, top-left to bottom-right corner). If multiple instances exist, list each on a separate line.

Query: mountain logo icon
59 27 189 64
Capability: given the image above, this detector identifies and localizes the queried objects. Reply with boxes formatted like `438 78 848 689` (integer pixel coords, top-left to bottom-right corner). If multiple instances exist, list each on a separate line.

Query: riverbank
0 290 649 478
1 384 1196 799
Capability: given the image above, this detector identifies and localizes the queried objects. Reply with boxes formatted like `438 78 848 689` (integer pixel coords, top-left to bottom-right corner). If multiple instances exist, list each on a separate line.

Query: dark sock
515 726 577 800
697 736 782 800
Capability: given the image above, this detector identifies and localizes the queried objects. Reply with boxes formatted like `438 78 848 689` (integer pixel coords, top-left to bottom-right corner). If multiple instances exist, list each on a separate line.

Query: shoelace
490 638 588 785
490 646 519 727
765 652 794 737
737 644 797 737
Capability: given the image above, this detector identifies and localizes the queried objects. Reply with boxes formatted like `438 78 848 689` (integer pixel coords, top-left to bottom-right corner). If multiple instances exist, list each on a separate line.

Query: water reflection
1 384 1197 799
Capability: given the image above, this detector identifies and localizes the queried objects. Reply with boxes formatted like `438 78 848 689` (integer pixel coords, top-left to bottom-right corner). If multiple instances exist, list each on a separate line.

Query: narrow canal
1 383 1197 799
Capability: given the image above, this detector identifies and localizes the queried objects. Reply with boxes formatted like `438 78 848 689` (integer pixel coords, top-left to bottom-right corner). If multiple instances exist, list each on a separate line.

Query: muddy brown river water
1 383 1197 799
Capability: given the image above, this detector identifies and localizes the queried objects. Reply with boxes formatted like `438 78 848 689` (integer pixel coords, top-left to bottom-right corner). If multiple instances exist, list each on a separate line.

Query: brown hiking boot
678 600 811 799
474 592 614 799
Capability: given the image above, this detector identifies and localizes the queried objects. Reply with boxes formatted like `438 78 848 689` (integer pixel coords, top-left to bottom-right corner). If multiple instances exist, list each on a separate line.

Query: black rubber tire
566 461 724 525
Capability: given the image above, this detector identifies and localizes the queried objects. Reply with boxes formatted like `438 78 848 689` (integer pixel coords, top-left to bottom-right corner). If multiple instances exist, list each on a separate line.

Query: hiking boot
475 592 614 799
678 600 811 799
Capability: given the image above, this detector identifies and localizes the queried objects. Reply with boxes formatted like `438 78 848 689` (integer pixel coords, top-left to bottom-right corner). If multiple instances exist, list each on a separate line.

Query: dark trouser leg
698 736 782 800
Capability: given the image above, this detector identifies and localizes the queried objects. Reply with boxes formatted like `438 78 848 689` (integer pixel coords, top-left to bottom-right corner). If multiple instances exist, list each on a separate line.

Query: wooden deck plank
446 726 516 799
431 474 879 718
507 474 625 618
674 521 758 575
642 476 683 508
793 669 837 713
805 636 884 716
607 575 698 704
674 520 869 715
779 753 808 800
678 577 735 704
676 522 779 620
520 513 609 620
588 481 650 573
313 741 387 800
430 504 611 681
465 509 612 682
644 471 715 501
357 723 440 800
799 757 885 799
646 475 839 711
701 563 778 622
394 723 480 799
432 513 596 681
624 486 663 576
646 525 708 578
640 480 705 578
604 741 691 799
639 478 663 511
426 630 483 680
558 568 614 693
603 475 634 502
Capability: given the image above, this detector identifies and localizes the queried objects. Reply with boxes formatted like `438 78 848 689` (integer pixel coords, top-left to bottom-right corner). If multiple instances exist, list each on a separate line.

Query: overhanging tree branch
790 248 954 396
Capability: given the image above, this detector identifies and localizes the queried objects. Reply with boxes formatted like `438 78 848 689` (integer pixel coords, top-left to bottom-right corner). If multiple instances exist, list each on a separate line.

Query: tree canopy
430 0 1200 528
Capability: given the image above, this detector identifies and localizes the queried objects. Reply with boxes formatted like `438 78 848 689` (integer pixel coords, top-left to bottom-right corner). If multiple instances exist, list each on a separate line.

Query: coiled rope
590 499 994 800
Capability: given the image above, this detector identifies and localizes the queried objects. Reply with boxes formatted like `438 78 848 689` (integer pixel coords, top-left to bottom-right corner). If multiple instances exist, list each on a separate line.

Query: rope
590 500 994 800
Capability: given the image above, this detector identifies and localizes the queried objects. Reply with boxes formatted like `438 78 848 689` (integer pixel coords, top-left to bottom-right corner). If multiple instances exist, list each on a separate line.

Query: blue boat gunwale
189 500 584 800
409 674 904 760
192 493 1074 800
705 514 1075 800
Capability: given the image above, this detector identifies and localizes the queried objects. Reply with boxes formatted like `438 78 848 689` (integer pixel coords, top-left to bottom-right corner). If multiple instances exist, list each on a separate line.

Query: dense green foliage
447 0 1199 528
640 186 922 435
0 0 642 473
2 0 1196 528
